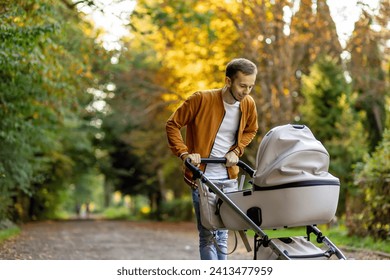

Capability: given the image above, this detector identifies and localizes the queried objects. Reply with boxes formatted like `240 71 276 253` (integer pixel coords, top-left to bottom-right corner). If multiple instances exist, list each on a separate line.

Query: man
166 58 258 260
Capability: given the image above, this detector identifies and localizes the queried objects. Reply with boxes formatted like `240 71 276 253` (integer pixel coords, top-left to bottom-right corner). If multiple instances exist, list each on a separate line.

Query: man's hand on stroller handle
182 153 201 166
225 151 239 167
182 152 238 167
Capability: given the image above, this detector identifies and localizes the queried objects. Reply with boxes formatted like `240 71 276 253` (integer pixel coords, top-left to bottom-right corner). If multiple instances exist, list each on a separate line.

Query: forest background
0 0 389 241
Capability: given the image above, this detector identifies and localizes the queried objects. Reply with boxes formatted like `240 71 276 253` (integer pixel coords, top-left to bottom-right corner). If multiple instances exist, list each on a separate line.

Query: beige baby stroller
185 124 347 260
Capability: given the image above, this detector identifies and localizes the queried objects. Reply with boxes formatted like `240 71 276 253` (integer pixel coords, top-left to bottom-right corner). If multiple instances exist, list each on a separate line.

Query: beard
229 87 240 102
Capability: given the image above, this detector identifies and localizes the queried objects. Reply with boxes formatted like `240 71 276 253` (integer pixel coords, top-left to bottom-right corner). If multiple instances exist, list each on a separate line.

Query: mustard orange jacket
166 88 258 188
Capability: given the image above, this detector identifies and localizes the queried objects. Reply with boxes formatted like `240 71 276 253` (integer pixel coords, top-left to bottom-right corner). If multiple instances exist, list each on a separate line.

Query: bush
102 207 132 220
160 197 194 222
352 129 390 240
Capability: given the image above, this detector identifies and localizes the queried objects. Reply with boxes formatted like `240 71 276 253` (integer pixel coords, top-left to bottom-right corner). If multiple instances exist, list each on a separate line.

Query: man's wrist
231 148 240 156
179 152 189 160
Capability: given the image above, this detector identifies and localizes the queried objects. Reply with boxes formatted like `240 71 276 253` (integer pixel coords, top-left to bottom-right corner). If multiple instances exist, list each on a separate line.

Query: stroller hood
253 124 339 187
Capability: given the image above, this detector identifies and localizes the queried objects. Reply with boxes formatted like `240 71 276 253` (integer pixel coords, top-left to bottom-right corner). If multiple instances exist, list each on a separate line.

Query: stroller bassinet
186 124 346 260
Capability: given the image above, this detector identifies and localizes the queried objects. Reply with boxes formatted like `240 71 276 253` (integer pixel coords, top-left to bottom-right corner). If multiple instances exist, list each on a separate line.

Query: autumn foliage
0 0 389 239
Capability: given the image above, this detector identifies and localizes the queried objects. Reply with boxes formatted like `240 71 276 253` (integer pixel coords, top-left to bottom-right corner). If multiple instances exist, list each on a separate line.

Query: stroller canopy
253 124 339 187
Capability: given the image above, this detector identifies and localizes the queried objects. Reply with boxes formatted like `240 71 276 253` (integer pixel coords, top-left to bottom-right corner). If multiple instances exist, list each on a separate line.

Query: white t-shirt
204 101 240 179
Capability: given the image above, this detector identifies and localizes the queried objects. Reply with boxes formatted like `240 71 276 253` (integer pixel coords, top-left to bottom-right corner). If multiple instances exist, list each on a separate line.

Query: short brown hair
225 58 257 79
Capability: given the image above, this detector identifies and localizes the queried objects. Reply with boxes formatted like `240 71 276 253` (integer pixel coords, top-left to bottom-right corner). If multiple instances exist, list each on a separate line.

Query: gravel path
0 219 388 260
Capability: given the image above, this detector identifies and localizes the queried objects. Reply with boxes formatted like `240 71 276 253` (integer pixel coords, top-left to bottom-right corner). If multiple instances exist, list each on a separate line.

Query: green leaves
353 129 390 240
0 0 107 221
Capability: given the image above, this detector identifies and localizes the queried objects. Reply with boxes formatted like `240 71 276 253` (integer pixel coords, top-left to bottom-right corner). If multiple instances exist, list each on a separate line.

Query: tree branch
59 0 95 10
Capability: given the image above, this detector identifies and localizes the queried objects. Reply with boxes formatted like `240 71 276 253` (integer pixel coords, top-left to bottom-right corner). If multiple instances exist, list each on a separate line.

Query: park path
0 219 388 260
0 219 252 260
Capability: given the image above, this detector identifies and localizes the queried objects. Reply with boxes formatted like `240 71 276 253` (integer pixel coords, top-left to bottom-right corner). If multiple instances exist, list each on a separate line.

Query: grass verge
0 227 20 244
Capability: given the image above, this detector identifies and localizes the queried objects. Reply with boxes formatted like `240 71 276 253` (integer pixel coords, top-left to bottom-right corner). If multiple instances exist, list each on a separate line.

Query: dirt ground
0 219 388 260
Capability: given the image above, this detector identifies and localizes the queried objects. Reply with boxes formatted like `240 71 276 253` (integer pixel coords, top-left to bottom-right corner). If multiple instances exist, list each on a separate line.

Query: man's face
226 71 257 102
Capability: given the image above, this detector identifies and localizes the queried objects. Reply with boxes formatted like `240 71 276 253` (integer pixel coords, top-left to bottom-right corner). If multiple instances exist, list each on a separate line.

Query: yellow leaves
14 203 24 220
113 191 122 204
195 3 209 13
84 71 93 79
71 61 94 80
164 5 174 14
244 6 252 15
131 0 302 112
161 93 178 102
13 16 24 26
140 206 151 215
76 68 83 75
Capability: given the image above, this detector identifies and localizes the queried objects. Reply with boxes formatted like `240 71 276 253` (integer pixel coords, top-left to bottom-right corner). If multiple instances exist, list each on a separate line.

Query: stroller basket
185 124 347 260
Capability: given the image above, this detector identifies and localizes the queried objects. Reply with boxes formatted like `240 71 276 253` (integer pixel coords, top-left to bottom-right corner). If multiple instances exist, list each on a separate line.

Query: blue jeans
192 185 229 260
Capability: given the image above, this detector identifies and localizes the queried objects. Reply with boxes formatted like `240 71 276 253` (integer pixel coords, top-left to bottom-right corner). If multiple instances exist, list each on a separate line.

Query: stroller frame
186 157 347 260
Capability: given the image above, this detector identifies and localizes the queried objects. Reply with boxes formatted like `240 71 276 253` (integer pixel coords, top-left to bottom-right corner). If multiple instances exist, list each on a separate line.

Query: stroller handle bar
185 157 255 179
